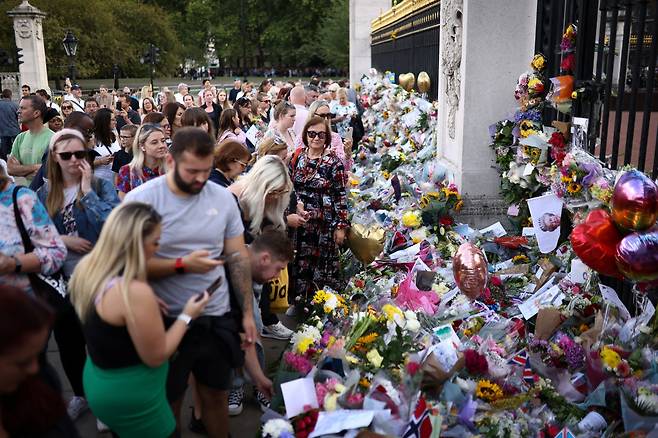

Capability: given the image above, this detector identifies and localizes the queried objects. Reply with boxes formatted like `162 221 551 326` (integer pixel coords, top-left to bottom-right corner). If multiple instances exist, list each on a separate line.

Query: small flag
553 427 576 438
571 372 587 393
402 396 433 438
508 349 528 367
523 361 538 385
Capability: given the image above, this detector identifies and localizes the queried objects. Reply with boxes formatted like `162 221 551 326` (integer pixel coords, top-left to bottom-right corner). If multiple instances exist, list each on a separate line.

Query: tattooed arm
224 234 256 344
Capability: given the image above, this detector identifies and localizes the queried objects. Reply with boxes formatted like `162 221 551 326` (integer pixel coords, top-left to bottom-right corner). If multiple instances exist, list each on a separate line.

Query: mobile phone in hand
196 275 222 301
345 127 353 141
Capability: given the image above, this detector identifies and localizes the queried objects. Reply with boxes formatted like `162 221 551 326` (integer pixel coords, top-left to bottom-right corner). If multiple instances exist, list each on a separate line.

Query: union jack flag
402 396 433 438
508 349 528 367
523 361 538 385
553 427 576 438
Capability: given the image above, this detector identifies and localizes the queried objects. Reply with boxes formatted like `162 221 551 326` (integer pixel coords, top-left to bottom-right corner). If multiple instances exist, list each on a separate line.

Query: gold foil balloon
452 243 488 300
417 71 431 94
398 73 416 92
611 170 658 232
348 224 386 264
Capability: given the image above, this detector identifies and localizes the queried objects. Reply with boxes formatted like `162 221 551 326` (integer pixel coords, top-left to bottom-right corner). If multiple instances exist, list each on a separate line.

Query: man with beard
124 127 258 438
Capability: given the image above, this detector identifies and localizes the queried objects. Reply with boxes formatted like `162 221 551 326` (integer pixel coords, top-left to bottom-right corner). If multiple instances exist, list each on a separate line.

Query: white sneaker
228 387 244 416
66 396 88 420
262 322 294 340
285 305 297 317
96 419 110 433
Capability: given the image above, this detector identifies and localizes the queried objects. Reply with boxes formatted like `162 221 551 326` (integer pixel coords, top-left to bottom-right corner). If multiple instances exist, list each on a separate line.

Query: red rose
355 279 365 288
406 361 421 376
464 349 488 375
560 53 576 73
439 216 454 226
548 132 566 149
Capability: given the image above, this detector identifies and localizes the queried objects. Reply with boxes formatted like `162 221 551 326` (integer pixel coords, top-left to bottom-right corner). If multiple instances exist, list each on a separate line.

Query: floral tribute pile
261 30 658 437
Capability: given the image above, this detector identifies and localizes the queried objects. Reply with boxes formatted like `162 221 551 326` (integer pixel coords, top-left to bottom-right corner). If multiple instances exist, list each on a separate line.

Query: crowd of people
0 76 363 437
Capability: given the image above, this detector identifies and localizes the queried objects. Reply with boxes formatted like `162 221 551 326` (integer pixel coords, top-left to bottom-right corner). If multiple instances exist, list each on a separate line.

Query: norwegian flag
523 361 539 385
553 427 576 438
508 349 528 367
402 396 433 438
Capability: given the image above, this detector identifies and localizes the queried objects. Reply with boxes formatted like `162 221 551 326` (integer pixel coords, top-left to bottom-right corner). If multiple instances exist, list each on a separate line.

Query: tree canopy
0 0 349 79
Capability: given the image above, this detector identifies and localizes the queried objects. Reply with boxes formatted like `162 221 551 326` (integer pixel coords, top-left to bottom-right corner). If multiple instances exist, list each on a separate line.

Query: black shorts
165 315 244 402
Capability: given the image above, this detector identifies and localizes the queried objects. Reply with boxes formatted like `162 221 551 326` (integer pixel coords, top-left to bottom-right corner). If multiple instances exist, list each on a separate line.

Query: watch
177 313 192 325
174 257 185 275
12 256 22 274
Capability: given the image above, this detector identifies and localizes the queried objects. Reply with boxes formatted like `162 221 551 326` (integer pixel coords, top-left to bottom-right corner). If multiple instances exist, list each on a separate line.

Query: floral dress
289 149 349 303
0 183 67 292
117 165 161 194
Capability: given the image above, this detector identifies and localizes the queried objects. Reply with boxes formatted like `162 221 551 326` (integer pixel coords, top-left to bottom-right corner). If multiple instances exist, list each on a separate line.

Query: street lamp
62 30 78 82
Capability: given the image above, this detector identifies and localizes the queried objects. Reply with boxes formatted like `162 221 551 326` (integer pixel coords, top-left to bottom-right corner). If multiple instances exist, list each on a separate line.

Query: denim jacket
36 177 119 244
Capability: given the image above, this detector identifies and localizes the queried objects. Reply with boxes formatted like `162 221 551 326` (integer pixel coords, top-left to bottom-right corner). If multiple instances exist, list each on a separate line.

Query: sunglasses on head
307 130 326 140
58 150 88 160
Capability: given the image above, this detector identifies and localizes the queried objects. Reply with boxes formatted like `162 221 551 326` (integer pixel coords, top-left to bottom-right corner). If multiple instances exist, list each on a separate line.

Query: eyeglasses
306 130 327 140
120 135 134 140
234 159 248 167
58 150 88 160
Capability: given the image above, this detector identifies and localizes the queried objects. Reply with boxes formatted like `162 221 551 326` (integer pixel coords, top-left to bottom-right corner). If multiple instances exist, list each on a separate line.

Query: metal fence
535 0 658 312
370 1 440 100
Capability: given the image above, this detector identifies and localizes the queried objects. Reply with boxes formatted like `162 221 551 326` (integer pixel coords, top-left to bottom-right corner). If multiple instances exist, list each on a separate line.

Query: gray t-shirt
124 175 244 316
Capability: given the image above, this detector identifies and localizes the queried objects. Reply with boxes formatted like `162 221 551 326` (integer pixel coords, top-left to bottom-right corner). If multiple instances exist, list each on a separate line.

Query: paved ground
49 315 295 437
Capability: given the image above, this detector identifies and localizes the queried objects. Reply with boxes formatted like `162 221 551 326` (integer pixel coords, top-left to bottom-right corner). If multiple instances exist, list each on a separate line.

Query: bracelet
174 257 185 275
177 313 192 325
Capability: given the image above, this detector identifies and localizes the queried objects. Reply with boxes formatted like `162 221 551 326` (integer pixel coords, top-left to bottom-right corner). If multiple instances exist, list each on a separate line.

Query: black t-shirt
116 109 141 130
228 88 240 103
112 150 132 173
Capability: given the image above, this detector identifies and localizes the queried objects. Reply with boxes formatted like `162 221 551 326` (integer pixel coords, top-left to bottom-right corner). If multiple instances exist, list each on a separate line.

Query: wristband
177 313 192 325
174 257 185 274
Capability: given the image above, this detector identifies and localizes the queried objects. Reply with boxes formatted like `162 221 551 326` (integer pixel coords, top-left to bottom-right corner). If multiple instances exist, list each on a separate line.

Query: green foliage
0 0 349 79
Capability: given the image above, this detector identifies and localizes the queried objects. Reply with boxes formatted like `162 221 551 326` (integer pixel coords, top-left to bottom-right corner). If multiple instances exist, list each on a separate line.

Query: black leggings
259 286 279 326
52 301 87 397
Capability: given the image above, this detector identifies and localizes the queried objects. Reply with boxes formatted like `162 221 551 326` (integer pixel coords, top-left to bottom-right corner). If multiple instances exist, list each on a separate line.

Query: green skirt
83 358 175 438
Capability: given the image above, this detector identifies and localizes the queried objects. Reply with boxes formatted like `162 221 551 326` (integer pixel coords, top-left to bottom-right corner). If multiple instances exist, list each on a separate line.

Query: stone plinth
7 1 48 91
349 0 390 87
437 0 537 199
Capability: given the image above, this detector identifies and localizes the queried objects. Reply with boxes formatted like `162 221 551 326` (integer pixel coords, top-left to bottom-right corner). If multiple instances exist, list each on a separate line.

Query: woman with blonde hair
70 202 209 438
264 102 296 152
116 124 167 199
257 136 289 163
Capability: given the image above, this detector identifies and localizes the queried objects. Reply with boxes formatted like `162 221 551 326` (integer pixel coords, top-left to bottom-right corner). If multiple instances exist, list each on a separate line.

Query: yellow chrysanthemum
313 289 328 303
402 211 421 228
296 337 314 354
531 54 546 71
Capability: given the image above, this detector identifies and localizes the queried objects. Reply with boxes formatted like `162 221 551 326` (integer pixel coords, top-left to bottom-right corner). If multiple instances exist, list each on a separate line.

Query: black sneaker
254 388 271 412
188 407 207 435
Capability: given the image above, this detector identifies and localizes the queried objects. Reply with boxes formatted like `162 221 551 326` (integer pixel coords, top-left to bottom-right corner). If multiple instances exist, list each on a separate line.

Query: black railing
370 2 440 100
535 0 658 311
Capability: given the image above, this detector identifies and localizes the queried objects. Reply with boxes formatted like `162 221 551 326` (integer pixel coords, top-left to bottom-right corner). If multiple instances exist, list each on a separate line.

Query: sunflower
566 181 582 194
356 333 379 345
513 254 529 264
475 380 503 402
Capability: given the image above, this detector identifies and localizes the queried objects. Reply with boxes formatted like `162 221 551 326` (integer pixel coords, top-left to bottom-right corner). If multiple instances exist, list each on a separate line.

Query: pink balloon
615 231 658 281
452 243 488 300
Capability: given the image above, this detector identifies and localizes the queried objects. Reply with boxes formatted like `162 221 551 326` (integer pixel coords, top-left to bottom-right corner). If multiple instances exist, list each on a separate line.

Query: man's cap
71 84 81 90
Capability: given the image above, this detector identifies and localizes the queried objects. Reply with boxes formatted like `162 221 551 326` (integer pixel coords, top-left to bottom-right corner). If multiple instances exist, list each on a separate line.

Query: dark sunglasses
315 112 331 119
58 150 88 160
61 105 73 110
307 131 327 140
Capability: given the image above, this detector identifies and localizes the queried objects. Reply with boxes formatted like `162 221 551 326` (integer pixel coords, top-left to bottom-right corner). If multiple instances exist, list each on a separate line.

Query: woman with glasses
256 92 272 124
234 97 254 128
217 109 247 146
36 129 119 418
295 100 353 173
61 102 75 120
117 124 167 199
92 108 121 183
265 102 296 153
288 116 349 311
209 140 251 188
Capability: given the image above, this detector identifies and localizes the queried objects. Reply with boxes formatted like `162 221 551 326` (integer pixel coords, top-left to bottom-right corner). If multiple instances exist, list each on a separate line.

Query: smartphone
196 275 223 301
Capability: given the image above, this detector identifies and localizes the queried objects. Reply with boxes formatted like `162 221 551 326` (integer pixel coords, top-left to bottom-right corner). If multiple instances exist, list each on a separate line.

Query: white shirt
292 104 309 137
64 95 85 112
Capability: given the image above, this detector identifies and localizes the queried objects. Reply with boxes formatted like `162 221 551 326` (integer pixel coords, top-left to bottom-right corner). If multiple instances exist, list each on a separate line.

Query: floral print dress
289 150 350 303
0 183 67 292
117 165 161 194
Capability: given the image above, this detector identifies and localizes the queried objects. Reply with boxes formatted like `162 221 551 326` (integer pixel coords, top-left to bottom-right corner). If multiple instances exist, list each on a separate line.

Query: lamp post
62 30 78 82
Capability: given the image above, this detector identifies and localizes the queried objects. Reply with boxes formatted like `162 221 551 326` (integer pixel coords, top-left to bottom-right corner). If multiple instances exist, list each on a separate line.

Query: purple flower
564 342 585 370
580 162 601 187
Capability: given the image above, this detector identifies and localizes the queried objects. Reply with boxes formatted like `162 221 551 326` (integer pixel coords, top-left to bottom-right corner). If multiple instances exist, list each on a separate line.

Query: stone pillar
7 1 48 91
437 0 537 206
349 0 390 87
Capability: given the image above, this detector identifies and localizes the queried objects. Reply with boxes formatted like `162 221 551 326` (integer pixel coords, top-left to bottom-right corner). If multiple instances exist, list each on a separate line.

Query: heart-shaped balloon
611 170 658 232
398 73 416 92
570 209 624 278
347 224 386 264
417 71 431 93
615 230 658 281
452 243 488 300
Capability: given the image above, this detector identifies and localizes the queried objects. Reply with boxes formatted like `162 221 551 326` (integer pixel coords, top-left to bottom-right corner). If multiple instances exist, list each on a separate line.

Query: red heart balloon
570 209 624 278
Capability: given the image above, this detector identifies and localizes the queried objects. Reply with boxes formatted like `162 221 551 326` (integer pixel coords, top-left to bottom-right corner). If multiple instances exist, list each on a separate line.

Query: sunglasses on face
62 106 73 110
307 130 326 140
58 150 88 160
315 112 331 119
